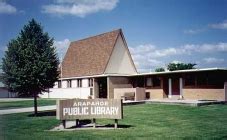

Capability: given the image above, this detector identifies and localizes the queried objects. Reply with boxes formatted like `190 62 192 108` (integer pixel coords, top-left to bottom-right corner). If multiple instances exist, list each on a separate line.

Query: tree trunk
33 92 38 116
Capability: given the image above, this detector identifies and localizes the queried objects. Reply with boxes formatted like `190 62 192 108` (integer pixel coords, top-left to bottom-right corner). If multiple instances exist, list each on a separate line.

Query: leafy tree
2 19 59 116
167 62 196 71
155 67 165 72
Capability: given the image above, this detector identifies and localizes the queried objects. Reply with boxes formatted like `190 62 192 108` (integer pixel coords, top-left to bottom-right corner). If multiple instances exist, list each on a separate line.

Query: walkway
0 98 33 102
124 99 227 106
0 105 56 115
0 99 226 115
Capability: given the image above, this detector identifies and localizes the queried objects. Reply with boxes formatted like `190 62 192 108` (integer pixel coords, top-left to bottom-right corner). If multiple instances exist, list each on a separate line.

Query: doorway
97 77 107 98
172 77 180 95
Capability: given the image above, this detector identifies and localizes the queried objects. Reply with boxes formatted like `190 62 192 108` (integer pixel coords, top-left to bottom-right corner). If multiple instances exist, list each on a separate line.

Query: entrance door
98 78 107 98
172 78 180 95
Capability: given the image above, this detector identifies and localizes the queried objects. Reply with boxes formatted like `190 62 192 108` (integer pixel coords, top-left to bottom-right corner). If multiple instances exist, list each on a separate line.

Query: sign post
56 99 123 129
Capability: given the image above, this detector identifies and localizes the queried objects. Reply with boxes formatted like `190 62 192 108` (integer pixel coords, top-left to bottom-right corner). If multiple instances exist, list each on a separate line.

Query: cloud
53 39 70 60
209 20 227 30
180 42 227 53
0 45 7 52
183 28 206 34
42 0 119 17
203 57 224 64
0 1 17 14
129 44 166 72
184 20 227 34
129 42 227 72
130 44 179 59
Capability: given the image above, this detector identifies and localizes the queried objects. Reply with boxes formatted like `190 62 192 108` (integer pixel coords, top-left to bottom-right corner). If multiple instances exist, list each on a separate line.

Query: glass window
146 77 161 87
197 74 207 86
58 81 62 88
67 80 71 88
146 78 153 87
88 78 93 87
77 79 82 87
184 75 196 86
153 77 161 87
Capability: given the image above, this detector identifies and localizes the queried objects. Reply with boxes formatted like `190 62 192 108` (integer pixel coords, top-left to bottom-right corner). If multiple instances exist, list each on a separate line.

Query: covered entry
167 76 183 99
97 77 107 98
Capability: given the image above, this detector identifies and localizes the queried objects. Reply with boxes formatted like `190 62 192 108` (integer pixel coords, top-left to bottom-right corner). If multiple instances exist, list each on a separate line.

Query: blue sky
0 0 227 72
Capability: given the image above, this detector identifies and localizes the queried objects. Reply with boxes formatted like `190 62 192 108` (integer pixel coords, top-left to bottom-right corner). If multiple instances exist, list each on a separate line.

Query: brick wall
108 77 132 99
114 88 136 99
183 88 225 101
146 89 164 99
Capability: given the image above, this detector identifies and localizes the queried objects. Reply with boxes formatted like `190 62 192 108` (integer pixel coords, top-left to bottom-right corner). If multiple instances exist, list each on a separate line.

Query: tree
2 19 59 116
167 62 196 71
155 67 165 72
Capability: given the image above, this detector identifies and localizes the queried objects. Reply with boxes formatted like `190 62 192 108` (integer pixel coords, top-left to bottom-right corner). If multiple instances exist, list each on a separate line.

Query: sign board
56 99 123 120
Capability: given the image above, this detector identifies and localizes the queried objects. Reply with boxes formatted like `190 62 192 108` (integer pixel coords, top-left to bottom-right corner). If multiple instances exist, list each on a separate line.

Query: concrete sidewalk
1 99 226 115
0 105 56 115
0 98 33 102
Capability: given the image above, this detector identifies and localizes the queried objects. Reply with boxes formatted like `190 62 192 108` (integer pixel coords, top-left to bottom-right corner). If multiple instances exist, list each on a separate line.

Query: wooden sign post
56 99 123 129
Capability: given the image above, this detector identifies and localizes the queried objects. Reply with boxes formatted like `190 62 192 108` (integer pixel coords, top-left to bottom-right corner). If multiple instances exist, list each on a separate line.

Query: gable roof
61 29 122 78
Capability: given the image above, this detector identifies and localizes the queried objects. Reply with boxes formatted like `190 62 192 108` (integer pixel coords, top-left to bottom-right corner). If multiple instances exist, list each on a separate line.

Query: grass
1 104 227 139
0 99 56 110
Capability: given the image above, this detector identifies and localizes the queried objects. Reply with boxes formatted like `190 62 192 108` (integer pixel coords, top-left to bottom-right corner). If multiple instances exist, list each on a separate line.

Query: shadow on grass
27 110 56 117
69 124 133 129
103 124 133 128
69 119 133 129
76 120 133 128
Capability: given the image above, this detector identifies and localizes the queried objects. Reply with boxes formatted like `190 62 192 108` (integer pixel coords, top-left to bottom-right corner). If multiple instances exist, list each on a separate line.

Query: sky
0 0 227 73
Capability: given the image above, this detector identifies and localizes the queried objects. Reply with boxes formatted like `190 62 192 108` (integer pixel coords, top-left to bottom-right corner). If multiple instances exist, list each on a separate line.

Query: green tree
167 62 196 71
155 67 165 72
2 19 59 116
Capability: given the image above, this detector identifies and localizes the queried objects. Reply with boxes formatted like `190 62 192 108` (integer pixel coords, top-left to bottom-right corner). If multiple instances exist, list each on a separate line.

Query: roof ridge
71 28 122 44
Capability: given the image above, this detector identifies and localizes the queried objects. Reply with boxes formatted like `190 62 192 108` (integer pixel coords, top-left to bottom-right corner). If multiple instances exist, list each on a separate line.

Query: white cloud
209 20 227 30
171 60 183 64
181 42 227 53
129 44 166 72
54 39 70 60
0 1 17 14
203 57 224 64
184 20 227 34
183 28 205 34
130 44 179 59
0 45 7 52
42 0 119 17
129 42 227 72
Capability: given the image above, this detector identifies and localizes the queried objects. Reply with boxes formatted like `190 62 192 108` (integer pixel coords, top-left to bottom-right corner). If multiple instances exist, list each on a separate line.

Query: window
197 74 208 86
146 78 153 87
184 75 196 86
153 77 161 87
90 88 93 96
58 81 62 88
88 78 93 87
77 79 82 87
146 77 161 88
67 80 71 88
207 75 223 87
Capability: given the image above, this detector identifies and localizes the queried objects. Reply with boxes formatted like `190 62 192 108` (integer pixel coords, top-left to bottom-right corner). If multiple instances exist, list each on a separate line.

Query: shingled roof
61 29 123 78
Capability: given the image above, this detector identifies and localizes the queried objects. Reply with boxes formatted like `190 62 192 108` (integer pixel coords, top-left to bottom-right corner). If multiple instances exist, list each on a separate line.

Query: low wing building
41 29 227 101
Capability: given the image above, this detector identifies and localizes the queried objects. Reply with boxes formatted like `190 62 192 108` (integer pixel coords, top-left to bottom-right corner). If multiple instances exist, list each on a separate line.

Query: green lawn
1 104 227 139
0 99 56 110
